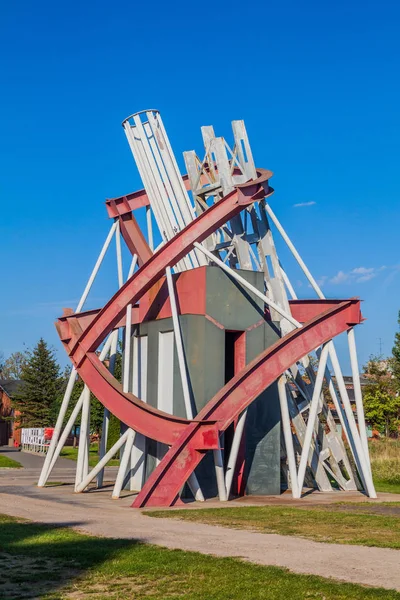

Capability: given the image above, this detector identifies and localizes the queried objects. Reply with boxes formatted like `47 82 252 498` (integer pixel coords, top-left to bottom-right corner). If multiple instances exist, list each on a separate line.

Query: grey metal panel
139 280 282 497
139 318 183 475
206 267 265 331
179 314 224 498
179 314 225 414
244 322 281 495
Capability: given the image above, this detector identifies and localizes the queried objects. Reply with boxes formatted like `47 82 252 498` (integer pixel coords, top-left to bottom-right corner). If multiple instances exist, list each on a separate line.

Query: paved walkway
0 449 399 592
0 447 76 469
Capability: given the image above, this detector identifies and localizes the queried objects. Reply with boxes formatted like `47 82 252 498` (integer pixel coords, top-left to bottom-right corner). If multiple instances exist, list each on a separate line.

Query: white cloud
351 267 374 275
330 270 349 285
356 273 376 283
317 275 328 287
293 201 316 208
328 265 399 286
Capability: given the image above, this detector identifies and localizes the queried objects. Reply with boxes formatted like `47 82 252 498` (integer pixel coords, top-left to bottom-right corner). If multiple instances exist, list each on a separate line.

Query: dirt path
1 462 399 592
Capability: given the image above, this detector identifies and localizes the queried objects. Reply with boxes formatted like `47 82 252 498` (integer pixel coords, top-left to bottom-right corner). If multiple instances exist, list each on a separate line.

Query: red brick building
0 380 23 446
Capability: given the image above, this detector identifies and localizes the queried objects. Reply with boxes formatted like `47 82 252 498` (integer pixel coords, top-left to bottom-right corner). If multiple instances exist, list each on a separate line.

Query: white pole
77 221 118 312
329 345 377 497
38 368 77 486
348 327 371 473
113 296 134 497
213 439 228 502
115 221 124 288
115 285 133 499
279 266 297 300
165 266 205 502
40 333 115 485
98 253 138 489
48 390 85 473
264 204 324 300
165 267 193 420
278 376 300 498
297 344 329 494
146 205 154 251
123 304 132 394
128 254 138 278
38 222 118 487
98 253 137 487
76 428 130 493
97 330 119 487
97 407 110 486
194 243 301 329
112 429 136 499
75 385 91 490
225 409 247 498
265 203 375 493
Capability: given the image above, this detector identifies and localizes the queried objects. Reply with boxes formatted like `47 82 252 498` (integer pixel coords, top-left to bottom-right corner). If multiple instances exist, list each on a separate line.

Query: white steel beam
232 120 257 181
225 409 247 498
265 202 376 497
194 242 301 328
165 267 205 502
329 347 376 497
297 343 329 495
348 327 371 474
97 330 119 487
278 376 300 498
146 205 154 251
75 385 91 491
76 221 118 312
37 368 77 487
98 252 138 487
38 222 118 488
76 429 130 493
213 439 228 502
112 429 136 499
165 267 193 420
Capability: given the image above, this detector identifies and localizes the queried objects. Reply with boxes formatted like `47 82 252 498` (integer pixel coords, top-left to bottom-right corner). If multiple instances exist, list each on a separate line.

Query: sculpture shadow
0 517 142 599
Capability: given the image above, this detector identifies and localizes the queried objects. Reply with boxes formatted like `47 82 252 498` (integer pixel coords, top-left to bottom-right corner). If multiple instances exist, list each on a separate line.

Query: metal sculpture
38 110 376 506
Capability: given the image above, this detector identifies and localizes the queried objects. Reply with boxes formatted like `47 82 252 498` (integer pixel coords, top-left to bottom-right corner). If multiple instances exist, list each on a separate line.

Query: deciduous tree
0 351 28 380
363 355 400 437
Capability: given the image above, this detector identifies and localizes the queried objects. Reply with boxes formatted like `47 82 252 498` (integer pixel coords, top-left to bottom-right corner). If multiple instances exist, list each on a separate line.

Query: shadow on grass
0 516 140 599
1 514 400 600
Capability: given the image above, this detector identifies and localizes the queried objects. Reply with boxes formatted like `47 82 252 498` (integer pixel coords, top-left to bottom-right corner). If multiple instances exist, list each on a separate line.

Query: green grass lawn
59 444 119 467
146 503 400 549
370 439 400 493
374 480 400 494
0 514 398 600
0 454 22 468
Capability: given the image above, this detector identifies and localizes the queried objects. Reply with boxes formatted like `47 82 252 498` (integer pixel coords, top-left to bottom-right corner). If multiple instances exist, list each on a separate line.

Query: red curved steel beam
57 171 272 446
133 297 362 507
57 165 362 509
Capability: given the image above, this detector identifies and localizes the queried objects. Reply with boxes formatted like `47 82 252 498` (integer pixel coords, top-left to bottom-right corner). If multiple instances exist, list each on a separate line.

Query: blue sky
1 0 399 372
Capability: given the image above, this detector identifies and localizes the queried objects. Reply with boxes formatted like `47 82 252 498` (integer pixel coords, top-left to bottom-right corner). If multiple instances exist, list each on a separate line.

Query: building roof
0 379 24 397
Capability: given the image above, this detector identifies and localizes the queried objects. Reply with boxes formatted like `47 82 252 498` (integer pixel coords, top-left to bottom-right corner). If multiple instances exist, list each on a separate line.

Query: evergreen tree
13 339 62 427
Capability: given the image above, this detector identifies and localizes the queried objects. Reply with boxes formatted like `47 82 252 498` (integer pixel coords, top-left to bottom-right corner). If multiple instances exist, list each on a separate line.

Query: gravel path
1 452 399 592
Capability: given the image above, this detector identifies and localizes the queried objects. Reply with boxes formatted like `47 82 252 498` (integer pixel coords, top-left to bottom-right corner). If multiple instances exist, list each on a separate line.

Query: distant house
329 375 373 437
294 374 373 438
0 379 23 446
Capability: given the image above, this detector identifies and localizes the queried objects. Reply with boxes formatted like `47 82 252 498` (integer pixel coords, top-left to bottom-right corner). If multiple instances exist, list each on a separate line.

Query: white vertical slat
157 331 175 414
130 335 148 491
